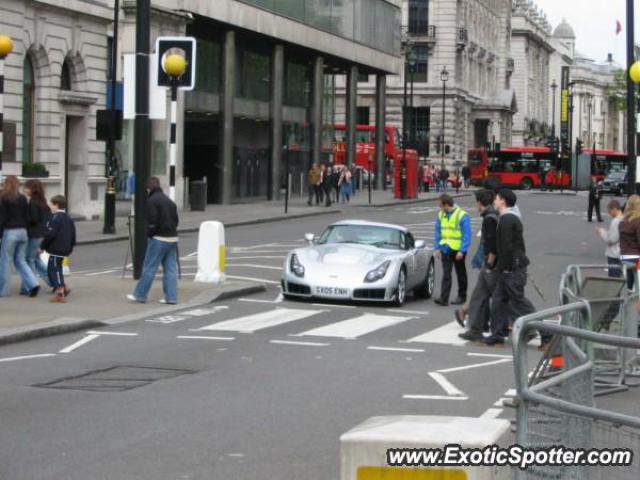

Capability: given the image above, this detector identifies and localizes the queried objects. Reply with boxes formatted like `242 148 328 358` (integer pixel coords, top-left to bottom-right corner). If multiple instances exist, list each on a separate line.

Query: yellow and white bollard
194 220 226 284
62 257 71 276
340 416 511 480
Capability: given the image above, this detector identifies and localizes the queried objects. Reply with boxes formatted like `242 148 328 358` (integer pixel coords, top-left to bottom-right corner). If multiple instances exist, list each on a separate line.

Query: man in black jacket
485 188 535 346
458 189 499 341
128 177 179 304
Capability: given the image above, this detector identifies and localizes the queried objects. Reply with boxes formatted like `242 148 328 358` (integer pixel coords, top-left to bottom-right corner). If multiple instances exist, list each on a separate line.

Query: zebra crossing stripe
294 313 414 339
197 308 325 333
405 321 468 346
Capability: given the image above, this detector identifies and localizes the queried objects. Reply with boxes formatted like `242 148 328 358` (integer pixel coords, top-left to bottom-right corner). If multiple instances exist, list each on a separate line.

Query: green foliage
606 68 640 111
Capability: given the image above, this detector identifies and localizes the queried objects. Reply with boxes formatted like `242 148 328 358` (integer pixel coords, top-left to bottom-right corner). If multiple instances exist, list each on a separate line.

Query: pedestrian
0 176 40 298
307 164 320 206
339 166 353 203
597 199 623 278
318 164 325 204
332 166 341 203
485 188 536 346
454 168 460 194
461 165 470 189
350 165 358 196
458 189 499 341
439 167 449 193
433 194 471 306
22 179 51 293
127 177 179 304
40 195 76 303
618 194 640 291
539 163 547 191
434 166 441 192
422 164 432 193
323 165 333 207
588 175 603 222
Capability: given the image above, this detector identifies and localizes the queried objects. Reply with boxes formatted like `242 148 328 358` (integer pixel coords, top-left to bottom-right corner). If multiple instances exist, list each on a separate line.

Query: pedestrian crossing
175 303 488 347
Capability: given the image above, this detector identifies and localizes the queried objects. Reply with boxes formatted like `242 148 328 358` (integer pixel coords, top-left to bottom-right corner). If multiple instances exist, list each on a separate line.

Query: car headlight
290 254 305 278
364 260 391 283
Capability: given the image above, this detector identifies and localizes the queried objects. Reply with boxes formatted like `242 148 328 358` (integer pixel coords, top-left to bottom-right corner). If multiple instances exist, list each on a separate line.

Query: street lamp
0 34 14 184
550 79 558 138
163 53 187 202
103 0 119 235
440 66 449 169
408 50 417 150
400 38 413 200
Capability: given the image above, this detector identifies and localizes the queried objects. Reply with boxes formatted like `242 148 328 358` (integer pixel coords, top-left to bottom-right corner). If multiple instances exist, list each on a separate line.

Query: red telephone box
394 149 419 199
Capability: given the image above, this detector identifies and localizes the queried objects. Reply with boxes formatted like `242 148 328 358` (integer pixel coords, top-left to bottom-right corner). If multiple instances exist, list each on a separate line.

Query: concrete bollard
194 221 226 284
340 416 511 480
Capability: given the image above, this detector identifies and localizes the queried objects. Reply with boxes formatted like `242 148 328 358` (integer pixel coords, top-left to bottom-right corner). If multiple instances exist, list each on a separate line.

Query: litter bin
190 180 207 211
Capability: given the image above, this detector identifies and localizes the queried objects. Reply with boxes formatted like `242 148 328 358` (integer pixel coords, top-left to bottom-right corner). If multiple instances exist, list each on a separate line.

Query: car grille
286 282 311 295
353 288 386 300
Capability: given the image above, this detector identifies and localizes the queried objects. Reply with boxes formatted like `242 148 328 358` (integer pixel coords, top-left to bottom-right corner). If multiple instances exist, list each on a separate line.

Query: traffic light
435 140 441 154
444 145 451 155
494 142 501 153
576 138 583 156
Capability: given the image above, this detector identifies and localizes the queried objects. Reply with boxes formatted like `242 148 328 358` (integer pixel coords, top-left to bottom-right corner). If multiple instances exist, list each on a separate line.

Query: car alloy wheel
395 269 406 306
426 260 435 299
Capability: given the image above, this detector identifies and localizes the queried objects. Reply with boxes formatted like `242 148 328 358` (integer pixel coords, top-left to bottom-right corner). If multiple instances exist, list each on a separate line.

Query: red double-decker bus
581 148 627 178
468 146 570 190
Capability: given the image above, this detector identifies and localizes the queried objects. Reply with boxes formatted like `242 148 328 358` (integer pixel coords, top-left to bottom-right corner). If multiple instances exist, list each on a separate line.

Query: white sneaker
159 298 176 305
126 294 145 303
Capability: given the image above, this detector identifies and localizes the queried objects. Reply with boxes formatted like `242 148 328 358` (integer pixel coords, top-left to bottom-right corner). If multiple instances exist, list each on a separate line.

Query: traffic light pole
133 0 151 279
626 0 636 195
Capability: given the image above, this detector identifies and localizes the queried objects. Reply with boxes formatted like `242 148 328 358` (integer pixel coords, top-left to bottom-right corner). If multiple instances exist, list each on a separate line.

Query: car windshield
317 225 404 250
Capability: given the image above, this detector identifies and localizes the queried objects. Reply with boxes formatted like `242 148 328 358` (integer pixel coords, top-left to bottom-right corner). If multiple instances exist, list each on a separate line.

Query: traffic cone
549 353 564 369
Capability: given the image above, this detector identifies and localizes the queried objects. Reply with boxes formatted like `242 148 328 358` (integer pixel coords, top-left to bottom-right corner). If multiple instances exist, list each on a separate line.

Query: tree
606 68 640 112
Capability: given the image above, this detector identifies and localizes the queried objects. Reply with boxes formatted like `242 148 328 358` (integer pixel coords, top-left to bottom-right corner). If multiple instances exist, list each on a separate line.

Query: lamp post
400 39 413 200
630 60 640 194
163 53 187 201
408 50 416 150
550 79 558 138
0 34 14 184
587 93 593 145
440 66 449 169
103 0 119 234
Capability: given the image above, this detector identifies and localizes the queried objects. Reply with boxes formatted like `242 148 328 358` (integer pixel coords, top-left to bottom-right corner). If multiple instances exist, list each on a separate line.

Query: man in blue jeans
127 177 179 304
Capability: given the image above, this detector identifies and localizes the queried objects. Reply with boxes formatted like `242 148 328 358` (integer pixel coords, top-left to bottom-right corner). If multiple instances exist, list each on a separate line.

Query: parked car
281 220 435 306
601 171 627 196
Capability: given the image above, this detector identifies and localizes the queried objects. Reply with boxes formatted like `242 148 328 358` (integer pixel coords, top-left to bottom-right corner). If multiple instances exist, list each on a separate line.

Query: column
311 56 324 167
220 30 235 205
270 44 284 200
346 65 358 166
375 74 386 190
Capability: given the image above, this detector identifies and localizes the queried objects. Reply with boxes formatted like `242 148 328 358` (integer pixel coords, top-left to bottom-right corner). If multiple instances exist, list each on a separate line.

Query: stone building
0 0 111 219
336 0 516 167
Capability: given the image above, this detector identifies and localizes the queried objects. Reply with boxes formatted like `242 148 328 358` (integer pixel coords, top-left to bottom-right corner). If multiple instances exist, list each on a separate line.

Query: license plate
315 286 350 297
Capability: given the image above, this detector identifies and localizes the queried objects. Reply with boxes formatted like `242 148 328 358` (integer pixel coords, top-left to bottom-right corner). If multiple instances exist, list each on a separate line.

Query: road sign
155 36 196 90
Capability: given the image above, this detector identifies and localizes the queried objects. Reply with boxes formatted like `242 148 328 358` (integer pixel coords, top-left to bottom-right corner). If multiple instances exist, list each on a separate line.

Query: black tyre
392 268 407 306
519 177 533 190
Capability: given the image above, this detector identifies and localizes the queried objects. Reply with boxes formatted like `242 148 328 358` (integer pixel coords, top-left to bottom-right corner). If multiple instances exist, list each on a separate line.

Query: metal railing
513 303 640 479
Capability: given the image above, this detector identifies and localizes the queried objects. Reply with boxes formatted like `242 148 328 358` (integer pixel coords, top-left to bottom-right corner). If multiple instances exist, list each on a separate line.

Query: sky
533 0 631 65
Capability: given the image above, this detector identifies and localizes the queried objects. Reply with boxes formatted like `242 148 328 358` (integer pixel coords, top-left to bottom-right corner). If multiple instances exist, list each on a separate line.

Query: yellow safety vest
438 206 467 251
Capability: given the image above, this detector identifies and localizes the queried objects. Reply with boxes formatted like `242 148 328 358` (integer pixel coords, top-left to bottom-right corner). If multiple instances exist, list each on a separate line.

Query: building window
22 56 35 165
410 45 428 83
358 73 369 83
237 47 271 101
61 57 72 91
284 60 310 108
408 0 429 35
357 106 370 125
195 39 221 93
412 106 430 158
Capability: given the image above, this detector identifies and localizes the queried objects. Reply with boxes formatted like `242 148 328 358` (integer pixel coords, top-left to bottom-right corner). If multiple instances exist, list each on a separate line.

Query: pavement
76 188 471 245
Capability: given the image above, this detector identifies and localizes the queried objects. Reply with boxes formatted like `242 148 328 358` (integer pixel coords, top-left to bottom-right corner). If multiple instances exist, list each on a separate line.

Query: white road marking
405 321 467 346
0 353 57 363
436 358 512 374
480 408 503 419
146 315 189 324
59 334 100 354
198 308 324 333
504 388 517 397
403 395 469 401
269 340 330 347
367 346 425 353
226 256 286 260
467 352 512 359
386 308 429 315
226 264 282 270
86 331 138 336
177 335 235 341
226 275 280 285
180 306 229 316
494 398 509 407
311 303 356 309
428 371 466 397
85 269 118 276
240 293 283 304
295 313 414 339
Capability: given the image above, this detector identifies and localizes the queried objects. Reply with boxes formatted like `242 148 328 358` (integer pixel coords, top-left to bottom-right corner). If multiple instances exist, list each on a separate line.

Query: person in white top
596 199 623 278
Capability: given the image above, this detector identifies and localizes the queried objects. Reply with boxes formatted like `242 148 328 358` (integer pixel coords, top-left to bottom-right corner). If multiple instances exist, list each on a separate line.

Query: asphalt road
0 191 619 480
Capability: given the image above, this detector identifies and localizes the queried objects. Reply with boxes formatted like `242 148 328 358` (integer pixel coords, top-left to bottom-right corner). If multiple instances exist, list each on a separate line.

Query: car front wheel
415 260 435 299
393 268 407 306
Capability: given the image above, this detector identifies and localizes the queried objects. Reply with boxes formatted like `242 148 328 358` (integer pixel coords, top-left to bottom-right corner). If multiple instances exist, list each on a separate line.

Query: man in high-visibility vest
434 194 472 306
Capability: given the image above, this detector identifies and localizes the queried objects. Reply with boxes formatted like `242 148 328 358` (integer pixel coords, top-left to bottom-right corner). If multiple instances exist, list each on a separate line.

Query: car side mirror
415 240 426 249
304 233 315 244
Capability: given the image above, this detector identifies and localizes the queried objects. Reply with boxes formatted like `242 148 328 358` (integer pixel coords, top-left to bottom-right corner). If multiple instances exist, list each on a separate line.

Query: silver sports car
281 220 435 305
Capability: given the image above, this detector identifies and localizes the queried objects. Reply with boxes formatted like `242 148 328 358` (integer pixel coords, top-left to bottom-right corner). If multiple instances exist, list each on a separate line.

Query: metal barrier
513 303 640 480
